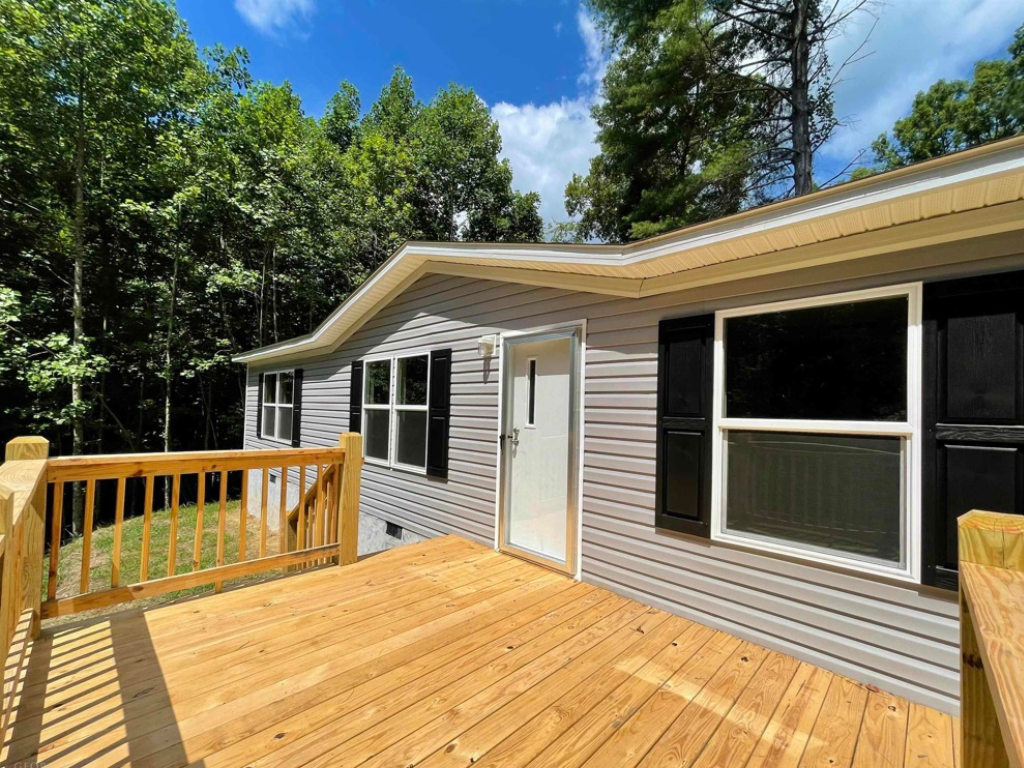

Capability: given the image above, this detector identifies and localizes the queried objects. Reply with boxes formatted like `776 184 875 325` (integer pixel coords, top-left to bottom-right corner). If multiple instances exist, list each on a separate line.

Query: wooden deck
2 535 959 768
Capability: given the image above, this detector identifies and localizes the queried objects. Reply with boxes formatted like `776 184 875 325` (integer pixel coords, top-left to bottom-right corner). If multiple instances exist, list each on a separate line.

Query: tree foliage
857 24 1024 175
566 4 759 242
0 0 542 500
568 0 867 243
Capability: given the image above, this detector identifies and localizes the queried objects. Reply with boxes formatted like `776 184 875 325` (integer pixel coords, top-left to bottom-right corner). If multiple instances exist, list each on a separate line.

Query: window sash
261 370 294 442
362 354 431 471
722 295 909 423
710 283 923 583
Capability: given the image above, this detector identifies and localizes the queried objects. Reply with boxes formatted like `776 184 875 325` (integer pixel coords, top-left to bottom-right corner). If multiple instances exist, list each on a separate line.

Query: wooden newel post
4 437 50 462
337 433 362 567
958 510 1023 768
3 436 50 639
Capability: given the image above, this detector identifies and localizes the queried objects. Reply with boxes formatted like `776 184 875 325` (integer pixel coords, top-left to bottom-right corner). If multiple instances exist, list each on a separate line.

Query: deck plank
193 592 639 768
745 662 834 768
576 630 741 768
23 565 564 767
852 690 910 768
403 615 699 768
18 554 538 765
0 536 960 768
13 555 542 749
291 605 668 768
906 703 957 768
635 640 771 768
798 675 871 768
690 651 802 768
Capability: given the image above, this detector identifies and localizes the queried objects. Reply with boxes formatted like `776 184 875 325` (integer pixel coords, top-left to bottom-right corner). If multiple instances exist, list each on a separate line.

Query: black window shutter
256 372 265 438
656 314 715 537
426 348 453 478
349 361 363 435
922 272 1024 590
290 369 304 447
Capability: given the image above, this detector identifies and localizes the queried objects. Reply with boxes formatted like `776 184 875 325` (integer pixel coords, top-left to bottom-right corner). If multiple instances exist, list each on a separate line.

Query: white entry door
499 328 580 572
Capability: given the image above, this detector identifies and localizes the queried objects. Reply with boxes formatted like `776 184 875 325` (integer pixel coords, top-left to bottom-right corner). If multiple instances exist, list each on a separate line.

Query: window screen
725 431 904 565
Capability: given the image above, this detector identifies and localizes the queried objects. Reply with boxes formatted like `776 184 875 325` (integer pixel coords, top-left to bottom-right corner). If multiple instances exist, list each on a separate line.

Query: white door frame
495 322 585 577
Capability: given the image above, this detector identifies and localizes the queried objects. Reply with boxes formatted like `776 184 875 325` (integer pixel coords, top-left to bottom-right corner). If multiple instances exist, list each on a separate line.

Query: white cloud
490 7 608 224
576 6 609 88
491 99 600 221
234 0 315 35
822 0 1020 170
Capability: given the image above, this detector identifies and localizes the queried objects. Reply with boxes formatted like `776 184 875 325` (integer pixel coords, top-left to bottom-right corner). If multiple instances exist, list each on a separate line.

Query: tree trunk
71 82 87 534
790 0 813 196
163 247 179 510
258 247 267 347
271 243 278 344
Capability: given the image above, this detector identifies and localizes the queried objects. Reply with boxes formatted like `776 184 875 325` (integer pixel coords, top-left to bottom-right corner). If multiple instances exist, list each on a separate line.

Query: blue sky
178 0 1022 224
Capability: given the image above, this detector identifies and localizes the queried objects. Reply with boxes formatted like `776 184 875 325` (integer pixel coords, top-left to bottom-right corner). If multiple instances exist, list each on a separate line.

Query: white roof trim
235 136 1024 365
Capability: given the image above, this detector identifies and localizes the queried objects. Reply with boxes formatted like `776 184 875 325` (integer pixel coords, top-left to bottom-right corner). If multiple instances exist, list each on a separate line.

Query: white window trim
260 369 295 445
709 282 923 584
362 352 431 474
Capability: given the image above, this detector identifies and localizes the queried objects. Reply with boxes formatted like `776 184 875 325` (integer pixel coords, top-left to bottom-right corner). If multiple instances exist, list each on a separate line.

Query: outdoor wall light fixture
477 334 498 357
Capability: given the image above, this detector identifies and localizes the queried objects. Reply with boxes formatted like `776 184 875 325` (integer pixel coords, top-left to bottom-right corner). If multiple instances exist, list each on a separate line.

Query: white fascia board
621 140 1024 266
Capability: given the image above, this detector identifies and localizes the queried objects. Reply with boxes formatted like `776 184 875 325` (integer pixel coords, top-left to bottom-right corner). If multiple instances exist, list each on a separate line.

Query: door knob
502 428 520 449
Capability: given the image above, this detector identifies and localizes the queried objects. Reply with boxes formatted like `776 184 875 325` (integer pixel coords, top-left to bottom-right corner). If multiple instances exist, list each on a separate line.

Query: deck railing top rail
959 510 1024 768
46 445 349 483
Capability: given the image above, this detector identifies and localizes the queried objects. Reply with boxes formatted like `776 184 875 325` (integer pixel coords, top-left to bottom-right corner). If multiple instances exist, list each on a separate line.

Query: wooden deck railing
959 510 1024 768
0 433 362 626
286 461 336 553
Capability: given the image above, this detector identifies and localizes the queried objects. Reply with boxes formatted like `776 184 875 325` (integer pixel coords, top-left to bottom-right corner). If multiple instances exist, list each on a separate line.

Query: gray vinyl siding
243 256 1024 715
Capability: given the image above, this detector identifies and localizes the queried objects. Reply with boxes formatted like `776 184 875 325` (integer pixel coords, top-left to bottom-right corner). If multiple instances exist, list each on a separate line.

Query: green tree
323 81 361 152
567 3 761 242
338 70 543 248
571 0 869 242
414 84 542 242
0 0 208 528
0 1 544 531
862 25 1024 174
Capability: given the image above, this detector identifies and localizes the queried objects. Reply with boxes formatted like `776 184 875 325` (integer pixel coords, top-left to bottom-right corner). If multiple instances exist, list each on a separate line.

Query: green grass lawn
44 500 282 625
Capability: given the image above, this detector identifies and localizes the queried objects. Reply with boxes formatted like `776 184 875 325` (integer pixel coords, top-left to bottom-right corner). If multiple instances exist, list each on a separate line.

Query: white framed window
710 283 922 582
261 371 295 443
362 353 430 472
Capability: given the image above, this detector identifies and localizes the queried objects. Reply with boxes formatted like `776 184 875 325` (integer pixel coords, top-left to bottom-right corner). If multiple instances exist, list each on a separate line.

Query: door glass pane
725 297 908 421
395 411 427 467
365 360 391 405
397 356 428 406
263 406 276 438
527 359 537 425
263 373 278 404
725 431 904 565
364 409 390 461
279 372 294 404
277 407 293 442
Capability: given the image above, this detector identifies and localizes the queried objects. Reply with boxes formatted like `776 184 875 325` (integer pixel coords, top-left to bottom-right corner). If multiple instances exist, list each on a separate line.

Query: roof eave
235 135 1024 367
